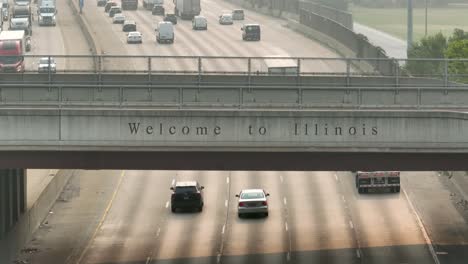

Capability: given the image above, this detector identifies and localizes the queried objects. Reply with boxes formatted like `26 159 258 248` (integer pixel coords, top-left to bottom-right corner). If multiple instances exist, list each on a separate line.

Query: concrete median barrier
0 170 74 263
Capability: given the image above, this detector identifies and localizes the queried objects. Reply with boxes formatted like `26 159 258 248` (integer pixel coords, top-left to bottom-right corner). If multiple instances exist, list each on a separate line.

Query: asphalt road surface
15 170 468 264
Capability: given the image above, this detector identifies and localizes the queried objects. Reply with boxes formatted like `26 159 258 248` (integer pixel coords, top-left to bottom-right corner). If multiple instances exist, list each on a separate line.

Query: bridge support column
0 169 27 240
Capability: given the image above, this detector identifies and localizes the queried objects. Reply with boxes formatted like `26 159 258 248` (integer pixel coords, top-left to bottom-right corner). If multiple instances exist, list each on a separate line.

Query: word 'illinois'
294 123 378 136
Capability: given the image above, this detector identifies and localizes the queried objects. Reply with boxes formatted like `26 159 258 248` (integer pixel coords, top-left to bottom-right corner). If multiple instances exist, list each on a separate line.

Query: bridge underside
0 151 467 171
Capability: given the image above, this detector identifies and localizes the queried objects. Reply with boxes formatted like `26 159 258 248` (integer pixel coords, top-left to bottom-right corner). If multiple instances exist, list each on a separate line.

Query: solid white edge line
165 201 169 208
225 200 228 207
226 176 229 184
285 222 288 231
349 221 354 229
283 197 287 205
286 252 291 261
356 249 361 258
145 257 151 264
75 170 126 264
403 189 440 264
171 179 175 185
335 173 338 181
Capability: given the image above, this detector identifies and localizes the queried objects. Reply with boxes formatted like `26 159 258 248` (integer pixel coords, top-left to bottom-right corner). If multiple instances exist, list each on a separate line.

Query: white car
112 13 125 24
192 15 207 30
127 31 142 44
38 57 56 73
219 13 233 25
235 189 269 217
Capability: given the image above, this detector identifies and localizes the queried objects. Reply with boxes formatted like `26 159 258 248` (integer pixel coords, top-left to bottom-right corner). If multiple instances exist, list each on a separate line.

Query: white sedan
38 57 56 73
219 13 233 25
112 13 125 24
126 31 142 44
235 189 269 217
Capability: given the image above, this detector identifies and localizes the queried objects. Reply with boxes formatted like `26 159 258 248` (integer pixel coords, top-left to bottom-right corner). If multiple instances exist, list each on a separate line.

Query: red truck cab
0 40 25 73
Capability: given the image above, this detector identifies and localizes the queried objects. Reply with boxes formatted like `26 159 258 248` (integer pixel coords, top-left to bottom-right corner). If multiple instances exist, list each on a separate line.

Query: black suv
170 181 204 212
164 14 177 25
242 23 261 41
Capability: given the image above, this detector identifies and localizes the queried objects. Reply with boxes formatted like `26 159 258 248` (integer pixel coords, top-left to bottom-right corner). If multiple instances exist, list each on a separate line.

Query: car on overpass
37 57 56 73
170 181 204 212
236 189 269 217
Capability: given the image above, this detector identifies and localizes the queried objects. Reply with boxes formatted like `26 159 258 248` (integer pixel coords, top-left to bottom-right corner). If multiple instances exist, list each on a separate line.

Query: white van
156 21 174 44
192 15 207 30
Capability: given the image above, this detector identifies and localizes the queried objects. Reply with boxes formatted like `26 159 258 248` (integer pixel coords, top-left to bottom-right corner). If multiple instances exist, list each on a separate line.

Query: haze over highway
7 1 468 264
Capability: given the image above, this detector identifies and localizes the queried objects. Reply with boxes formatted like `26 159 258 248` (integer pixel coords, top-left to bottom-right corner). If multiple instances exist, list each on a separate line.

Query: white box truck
38 0 57 26
174 0 200 20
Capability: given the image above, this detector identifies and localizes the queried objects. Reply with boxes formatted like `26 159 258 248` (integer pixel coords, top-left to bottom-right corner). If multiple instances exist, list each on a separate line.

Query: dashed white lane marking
171 179 175 185
286 252 291 262
284 222 288 231
356 249 361 258
165 201 169 208
280 175 284 182
436 252 448 255
349 221 354 229
335 173 338 181
217 254 221 263
145 257 151 264
156 228 161 237
403 189 441 264
226 176 229 184
283 197 287 205
225 200 228 207
342 195 346 203
221 224 226 234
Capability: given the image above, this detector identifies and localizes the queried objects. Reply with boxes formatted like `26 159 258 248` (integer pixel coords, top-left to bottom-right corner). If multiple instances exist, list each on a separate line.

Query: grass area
351 5 468 41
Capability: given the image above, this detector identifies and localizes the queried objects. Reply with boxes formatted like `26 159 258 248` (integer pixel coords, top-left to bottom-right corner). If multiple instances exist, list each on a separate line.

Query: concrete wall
0 170 73 263
0 169 26 240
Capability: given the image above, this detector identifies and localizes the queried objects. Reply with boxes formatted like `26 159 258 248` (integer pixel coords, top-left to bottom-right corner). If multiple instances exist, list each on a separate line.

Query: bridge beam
0 169 27 240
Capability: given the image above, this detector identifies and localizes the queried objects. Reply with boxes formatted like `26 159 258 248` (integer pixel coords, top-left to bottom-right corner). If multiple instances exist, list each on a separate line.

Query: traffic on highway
1 0 468 263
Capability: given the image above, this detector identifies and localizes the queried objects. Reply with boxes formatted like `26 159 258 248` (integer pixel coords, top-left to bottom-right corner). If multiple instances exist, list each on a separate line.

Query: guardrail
1 83 468 109
2 55 468 86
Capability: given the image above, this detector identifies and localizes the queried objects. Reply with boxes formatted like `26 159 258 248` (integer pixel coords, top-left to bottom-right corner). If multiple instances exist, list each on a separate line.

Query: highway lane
16 170 462 264
81 0 348 73
26 0 92 71
338 171 435 264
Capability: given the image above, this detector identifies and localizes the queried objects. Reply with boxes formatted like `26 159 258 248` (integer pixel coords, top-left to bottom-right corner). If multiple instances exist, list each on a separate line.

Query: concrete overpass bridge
0 55 468 171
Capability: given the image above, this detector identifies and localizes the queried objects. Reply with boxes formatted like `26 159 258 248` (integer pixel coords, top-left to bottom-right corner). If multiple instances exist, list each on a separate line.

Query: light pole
425 0 428 36
407 0 413 53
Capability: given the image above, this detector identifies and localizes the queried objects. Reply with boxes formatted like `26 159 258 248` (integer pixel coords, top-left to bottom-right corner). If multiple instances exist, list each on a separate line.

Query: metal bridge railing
2 55 468 84
1 83 468 109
